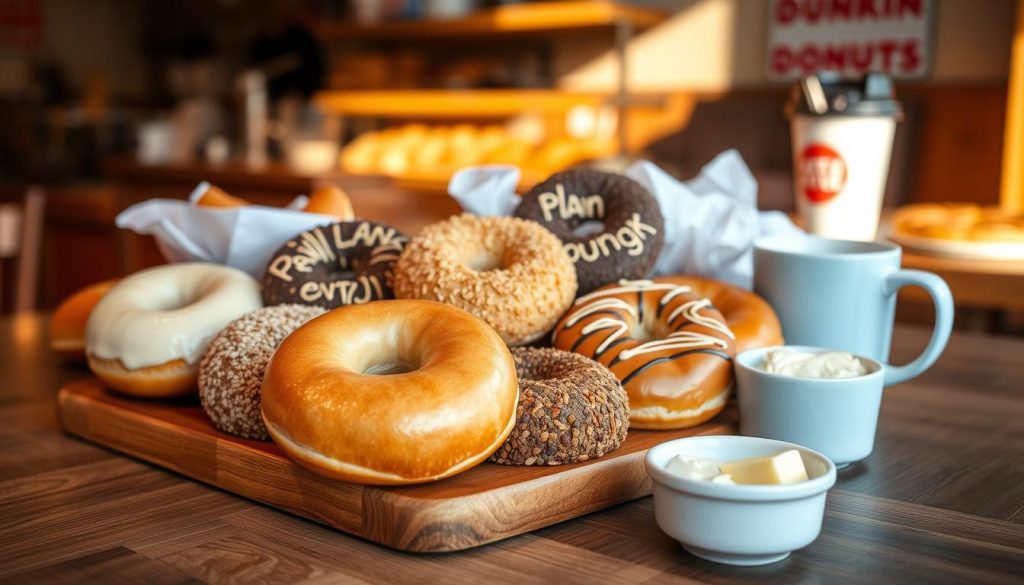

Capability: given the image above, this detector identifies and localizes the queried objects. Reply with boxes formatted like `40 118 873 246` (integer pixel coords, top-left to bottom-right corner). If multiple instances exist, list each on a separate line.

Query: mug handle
882 270 954 386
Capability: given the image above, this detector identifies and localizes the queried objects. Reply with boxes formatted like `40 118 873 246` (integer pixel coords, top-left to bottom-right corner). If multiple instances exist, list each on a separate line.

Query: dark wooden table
1 313 1022 584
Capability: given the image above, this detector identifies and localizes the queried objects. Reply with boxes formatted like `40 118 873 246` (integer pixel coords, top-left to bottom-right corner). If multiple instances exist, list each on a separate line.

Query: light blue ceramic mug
753 235 953 385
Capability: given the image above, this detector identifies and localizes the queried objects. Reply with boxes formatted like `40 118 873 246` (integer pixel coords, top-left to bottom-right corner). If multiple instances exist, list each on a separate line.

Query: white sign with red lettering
766 0 932 80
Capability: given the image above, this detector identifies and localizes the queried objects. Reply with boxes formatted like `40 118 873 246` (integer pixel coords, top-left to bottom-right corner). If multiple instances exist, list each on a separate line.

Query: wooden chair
0 187 45 313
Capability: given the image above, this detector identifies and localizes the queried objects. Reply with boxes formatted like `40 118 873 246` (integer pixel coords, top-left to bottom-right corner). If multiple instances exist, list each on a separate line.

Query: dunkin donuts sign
767 0 933 80
799 144 847 203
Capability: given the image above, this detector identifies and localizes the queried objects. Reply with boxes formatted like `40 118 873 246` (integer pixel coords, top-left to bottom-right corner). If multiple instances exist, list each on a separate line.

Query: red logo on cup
800 144 847 203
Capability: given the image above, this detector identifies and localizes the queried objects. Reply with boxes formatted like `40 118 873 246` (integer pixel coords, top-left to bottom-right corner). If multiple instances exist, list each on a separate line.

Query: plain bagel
261 300 519 485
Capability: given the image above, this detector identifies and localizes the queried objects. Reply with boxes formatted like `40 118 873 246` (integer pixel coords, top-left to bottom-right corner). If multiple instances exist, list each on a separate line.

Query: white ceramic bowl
644 435 837 566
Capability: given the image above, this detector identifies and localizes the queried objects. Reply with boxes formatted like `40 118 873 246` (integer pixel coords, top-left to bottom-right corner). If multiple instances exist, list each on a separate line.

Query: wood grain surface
56 380 733 553
2 313 1023 583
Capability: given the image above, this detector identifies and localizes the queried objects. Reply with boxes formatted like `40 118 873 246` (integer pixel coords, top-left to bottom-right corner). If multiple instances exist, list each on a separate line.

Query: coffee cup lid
786 71 903 120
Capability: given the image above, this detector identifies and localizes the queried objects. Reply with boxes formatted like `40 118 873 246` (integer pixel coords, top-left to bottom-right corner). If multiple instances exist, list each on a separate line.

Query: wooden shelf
318 0 667 42
314 89 665 118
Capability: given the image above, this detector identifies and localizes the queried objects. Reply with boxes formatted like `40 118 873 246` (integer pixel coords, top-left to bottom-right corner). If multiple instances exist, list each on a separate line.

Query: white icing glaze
562 279 733 360
86 263 263 369
562 214 658 263
665 299 736 340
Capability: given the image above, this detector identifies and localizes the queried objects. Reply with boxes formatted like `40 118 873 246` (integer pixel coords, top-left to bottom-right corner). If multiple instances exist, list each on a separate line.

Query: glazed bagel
261 300 519 485
86 263 263 397
515 169 665 294
49 279 119 361
393 214 577 345
490 348 629 466
552 277 782 429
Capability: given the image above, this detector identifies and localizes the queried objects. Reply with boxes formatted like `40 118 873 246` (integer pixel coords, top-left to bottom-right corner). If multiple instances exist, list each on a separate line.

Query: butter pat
720 449 809 485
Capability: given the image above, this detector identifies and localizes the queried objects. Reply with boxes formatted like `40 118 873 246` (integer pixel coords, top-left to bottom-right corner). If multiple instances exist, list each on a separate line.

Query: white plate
887 229 1024 260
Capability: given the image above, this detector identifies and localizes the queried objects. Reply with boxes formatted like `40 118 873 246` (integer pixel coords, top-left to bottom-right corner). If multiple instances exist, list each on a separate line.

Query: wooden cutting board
57 379 735 553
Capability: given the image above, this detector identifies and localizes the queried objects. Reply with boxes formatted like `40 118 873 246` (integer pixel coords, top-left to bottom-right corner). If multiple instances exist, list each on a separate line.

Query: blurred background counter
1 0 1023 334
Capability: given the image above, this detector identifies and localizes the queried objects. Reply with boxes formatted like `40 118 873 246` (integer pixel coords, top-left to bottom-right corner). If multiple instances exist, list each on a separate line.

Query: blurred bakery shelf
317 1 667 42
314 89 666 118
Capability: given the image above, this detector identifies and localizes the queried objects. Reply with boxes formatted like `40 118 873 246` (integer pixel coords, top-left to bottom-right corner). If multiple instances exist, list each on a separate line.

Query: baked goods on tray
260 300 519 485
890 203 1024 259
553 277 781 430
85 263 262 397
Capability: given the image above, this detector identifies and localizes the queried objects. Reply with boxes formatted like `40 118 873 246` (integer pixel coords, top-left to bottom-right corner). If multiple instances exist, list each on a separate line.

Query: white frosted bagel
86 263 263 397
261 300 519 485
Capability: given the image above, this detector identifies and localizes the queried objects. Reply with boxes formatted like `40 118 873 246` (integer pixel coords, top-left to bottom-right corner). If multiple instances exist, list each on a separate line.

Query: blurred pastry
49 279 119 361
892 203 1024 243
195 184 250 208
303 184 355 221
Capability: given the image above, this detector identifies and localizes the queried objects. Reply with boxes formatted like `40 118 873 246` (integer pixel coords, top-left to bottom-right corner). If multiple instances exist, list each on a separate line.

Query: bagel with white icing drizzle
552 277 782 429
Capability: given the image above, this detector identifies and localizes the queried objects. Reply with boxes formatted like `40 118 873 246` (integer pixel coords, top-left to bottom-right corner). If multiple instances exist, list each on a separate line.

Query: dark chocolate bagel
262 220 408 309
515 168 664 294
490 347 629 466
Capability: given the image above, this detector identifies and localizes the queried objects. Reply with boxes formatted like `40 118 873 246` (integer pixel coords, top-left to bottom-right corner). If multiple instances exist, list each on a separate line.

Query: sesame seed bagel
393 214 577 345
261 300 519 485
491 348 629 466
199 304 325 440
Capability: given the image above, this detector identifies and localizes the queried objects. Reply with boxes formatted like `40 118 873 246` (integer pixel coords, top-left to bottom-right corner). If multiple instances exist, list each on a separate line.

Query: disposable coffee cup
786 72 903 241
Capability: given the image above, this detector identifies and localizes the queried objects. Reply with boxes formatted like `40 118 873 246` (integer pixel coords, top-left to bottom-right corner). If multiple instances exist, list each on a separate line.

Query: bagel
86 263 263 397
490 347 629 466
553 277 782 429
261 300 519 485
393 214 577 345
515 169 665 294
49 279 119 361
261 220 408 309
199 304 325 440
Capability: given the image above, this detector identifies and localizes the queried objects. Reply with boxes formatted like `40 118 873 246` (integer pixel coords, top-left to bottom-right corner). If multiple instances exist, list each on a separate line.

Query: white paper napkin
448 150 804 289
116 182 341 278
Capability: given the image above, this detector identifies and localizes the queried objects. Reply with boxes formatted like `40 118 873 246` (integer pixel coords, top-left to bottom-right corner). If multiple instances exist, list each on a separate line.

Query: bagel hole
465 250 503 272
572 220 605 237
363 360 416 375
630 315 668 343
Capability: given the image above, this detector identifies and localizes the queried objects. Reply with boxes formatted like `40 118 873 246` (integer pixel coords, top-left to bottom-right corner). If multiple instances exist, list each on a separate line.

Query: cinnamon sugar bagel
199 304 325 440
552 277 782 429
490 348 629 466
393 214 577 345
